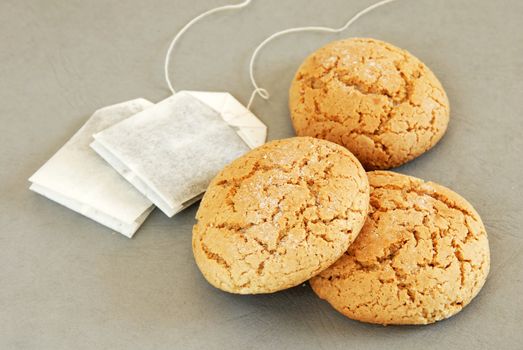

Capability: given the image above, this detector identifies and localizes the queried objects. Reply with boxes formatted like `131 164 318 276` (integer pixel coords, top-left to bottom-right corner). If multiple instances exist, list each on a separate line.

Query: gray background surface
1 0 522 349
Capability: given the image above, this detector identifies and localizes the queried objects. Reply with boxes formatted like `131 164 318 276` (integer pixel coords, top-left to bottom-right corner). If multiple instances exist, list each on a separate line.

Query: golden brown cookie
289 38 450 170
310 171 490 325
192 137 370 294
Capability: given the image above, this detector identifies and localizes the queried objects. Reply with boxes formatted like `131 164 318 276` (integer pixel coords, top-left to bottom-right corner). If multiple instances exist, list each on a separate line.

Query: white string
247 0 400 110
164 0 253 95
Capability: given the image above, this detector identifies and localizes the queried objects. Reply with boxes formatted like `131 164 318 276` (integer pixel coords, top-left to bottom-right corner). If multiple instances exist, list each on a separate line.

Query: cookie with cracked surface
310 171 490 325
289 38 450 170
192 137 370 294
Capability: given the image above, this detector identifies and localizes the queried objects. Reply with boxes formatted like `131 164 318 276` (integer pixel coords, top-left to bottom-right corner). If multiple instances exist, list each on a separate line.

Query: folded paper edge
185 91 267 149
29 182 154 237
90 139 180 217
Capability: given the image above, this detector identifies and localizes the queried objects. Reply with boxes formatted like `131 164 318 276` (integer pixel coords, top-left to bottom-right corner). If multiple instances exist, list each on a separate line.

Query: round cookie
289 38 450 170
192 137 370 294
310 171 490 325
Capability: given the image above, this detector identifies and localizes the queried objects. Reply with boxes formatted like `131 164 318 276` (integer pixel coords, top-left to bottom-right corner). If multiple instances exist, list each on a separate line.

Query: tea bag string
164 0 253 95
246 0 400 110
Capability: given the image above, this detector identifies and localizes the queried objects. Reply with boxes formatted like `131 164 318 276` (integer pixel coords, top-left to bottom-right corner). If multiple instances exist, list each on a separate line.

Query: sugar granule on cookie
192 137 370 294
310 171 490 325
289 38 450 170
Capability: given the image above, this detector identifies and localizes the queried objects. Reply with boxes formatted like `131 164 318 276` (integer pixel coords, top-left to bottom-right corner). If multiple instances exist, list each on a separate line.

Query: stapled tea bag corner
29 99 155 237
186 91 267 149
91 91 267 217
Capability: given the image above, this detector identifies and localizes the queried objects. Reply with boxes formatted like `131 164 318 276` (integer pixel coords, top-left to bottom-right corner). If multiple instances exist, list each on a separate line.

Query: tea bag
86 0 267 217
91 91 266 217
29 99 155 237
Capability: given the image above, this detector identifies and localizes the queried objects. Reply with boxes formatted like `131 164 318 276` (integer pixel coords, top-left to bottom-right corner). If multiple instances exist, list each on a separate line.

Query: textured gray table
1 0 522 349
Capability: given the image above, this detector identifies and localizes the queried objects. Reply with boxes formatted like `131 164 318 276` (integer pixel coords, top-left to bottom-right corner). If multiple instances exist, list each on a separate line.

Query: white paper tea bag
91 91 266 217
29 99 155 237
